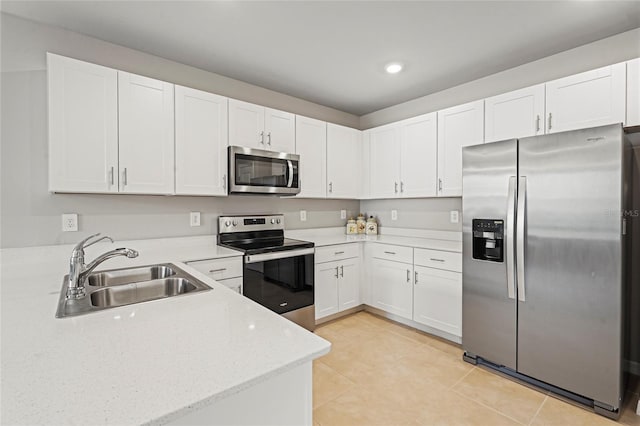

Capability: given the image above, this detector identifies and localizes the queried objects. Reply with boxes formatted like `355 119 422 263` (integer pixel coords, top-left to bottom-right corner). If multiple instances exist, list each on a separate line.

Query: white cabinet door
228 99 265 149
326 123 361 199
484 84 545 143
413 266 462 337
118 72 175 194
369 124 400 199
437 100 484 197
400 112 438 198
627 58 640 127
295 116 326 198
265 108 295 153
545 63 626 133
315 261 339 320
47 53 118 193
338 258 360 311
175 86 228 196
371 258 413 320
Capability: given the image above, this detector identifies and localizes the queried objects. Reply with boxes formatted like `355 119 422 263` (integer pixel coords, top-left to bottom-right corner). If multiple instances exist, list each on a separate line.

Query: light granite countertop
0 235 330 425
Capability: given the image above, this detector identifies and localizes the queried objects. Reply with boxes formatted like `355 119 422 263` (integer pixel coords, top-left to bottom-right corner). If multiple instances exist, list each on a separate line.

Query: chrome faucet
67 233 139 299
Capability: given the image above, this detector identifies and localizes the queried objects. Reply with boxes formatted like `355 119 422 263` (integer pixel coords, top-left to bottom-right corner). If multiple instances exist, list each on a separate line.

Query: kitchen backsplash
361 198 462 232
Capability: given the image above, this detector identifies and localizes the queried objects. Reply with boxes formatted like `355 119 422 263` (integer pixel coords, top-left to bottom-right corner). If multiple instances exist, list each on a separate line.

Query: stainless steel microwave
228 146 300 195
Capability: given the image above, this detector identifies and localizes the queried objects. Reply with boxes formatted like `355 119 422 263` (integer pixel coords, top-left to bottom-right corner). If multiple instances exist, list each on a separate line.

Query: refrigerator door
517 124 624 409
462 139 518 369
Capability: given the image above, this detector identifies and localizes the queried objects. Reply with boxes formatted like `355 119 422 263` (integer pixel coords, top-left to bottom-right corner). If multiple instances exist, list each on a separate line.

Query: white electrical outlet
450 210 460 224
300 210 307 221
340 210 347 220
190 212 201 227
391 210 398 221
62 214 78 232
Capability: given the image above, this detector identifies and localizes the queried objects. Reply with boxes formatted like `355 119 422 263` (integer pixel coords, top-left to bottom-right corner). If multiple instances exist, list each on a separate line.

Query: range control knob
224 220 231 227
276 218 281 224
232 220 238 226
270 219 276 224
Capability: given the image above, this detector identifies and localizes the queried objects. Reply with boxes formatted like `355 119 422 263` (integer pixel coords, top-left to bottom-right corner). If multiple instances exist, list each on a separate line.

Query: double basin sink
56 263 211 318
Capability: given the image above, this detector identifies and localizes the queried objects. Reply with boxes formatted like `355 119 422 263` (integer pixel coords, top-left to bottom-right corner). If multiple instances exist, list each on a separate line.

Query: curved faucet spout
82 248 139 279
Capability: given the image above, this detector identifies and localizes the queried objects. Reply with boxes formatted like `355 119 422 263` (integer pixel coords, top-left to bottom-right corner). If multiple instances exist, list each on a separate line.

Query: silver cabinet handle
406 269 411 282
384 251 396 255
506 176 517 300
334 251 344 255
516 176 527 302
394 182 398 194
340 265 344 277
438 178 443 192
414 271 418 284
109 166 114 186
548 113 552 131
267 132 271 146
535 115 541 132
400 181 404 193
209 268 226 273
335 266 339 279
260 131 265 144
122 168 128 187
329 182 333 193
222 174 226 188
429 258 445 262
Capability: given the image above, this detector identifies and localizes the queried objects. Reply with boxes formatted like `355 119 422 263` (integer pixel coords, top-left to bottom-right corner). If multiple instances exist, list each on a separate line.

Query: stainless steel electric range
218 214 315 331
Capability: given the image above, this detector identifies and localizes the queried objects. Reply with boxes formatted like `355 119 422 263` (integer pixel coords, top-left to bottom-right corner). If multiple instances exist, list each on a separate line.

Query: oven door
243 248 314 314
229 146 300 195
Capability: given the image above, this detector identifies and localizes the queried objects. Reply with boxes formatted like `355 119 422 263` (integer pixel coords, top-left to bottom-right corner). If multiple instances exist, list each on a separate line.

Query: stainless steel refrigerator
462 123 630 419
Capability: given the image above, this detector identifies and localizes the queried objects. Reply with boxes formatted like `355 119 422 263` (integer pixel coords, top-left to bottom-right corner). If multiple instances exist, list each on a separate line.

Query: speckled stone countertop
0 236 330 425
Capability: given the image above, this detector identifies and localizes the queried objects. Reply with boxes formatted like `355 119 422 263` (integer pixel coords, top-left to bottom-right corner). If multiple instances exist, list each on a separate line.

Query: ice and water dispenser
472 219 504 262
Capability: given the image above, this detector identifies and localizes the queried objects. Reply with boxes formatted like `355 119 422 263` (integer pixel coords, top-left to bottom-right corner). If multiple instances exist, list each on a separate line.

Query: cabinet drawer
315 243 359 263
218 277 242 294
370 243 413 264
414 248 461 272
186 257 243 280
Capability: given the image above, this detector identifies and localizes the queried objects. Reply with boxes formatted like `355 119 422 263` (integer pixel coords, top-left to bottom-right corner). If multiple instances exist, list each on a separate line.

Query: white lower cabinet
315 245 361 321
370 257 413 321
413 265 462 337
186 257 243 293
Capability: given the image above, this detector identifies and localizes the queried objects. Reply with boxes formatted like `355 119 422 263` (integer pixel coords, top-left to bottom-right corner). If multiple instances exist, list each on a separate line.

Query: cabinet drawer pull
267 132 272 145
334 251 345 255
429 258 445 262
535 114 541 132
260 131 265 144
209 268 227 273
406 269 411 282
548 113 553 130
109 166 114 185
394 182 398 194
122 168 128 186
415 271 418 284
340 265 344 277
438 178 443 192
335 266 339 279
384 251 396 255
400 181 404 193
329 182 333 193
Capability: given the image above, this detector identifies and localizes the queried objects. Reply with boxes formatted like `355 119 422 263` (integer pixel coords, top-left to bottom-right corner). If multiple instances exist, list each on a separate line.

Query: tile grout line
527 395 548 426
448 365 476 390
449 386 529 425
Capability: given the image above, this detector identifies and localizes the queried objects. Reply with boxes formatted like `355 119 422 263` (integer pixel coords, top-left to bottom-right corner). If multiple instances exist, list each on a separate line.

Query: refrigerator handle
506 176 517 300
516 176 527 302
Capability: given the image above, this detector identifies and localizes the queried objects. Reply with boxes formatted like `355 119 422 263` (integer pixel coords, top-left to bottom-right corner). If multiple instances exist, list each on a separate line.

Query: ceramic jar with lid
366 216 378 235
346 218 358 235
356 214 366 234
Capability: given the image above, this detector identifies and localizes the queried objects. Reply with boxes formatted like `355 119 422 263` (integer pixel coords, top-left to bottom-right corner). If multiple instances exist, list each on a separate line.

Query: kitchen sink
87 265 176 287
55 263 211 318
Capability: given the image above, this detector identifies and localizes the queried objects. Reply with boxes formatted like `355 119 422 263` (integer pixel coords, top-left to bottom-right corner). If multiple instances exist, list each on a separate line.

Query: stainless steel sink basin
90 277 198 308
87 265 176 287
55 263 211 318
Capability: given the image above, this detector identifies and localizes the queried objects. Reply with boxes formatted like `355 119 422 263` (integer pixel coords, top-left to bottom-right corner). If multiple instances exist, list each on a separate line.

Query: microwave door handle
287 160 294 188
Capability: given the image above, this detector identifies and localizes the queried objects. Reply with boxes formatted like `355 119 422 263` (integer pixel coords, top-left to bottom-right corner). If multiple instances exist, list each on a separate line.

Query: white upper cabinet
118 72 175 194
295 116 327 198
545 63 626 133
228 99 294 153
437 100 484 197
326 123 361 199
369 123 400 198
400 112 438 198
175 86 228 196
484 84 545 143
627 58 640 127
47 53 118 193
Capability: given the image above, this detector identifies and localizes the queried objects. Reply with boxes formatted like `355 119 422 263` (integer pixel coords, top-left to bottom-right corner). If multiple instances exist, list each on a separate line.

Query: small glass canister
366 216 378 235
356 213 366 234
346 218 358 235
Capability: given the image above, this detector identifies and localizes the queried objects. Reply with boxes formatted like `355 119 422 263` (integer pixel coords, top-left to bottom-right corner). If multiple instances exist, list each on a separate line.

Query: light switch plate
391 210 398 221
340 210 347 220
62 214 78 232
450 210 460 224
300 210 307 221
190 212 201 227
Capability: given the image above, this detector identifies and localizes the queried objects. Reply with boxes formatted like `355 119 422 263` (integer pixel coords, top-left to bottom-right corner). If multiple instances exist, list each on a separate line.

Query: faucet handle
72 233 114 254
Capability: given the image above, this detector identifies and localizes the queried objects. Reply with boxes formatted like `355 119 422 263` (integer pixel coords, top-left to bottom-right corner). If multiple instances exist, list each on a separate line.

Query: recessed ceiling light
385 62 403 74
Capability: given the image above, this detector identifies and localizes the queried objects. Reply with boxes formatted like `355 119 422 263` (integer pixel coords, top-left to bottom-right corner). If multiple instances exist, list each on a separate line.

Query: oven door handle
245 247 314 264
286 160 294 188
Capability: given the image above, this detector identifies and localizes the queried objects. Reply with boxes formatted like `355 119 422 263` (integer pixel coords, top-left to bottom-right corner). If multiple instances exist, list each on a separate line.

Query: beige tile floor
313 311 640 426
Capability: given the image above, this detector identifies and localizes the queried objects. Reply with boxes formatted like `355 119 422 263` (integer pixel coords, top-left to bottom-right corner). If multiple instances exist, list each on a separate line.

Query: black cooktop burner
220 237 314 255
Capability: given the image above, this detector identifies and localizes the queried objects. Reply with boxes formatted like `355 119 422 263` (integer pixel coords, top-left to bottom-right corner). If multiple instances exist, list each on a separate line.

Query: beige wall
360 28 640 129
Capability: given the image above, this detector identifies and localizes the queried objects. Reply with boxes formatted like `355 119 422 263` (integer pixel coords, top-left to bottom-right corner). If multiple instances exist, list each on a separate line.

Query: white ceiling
2 1 639 115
